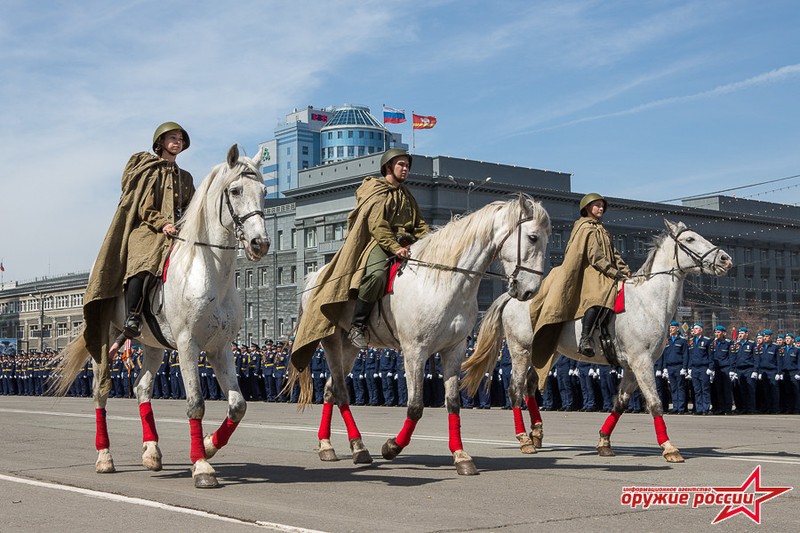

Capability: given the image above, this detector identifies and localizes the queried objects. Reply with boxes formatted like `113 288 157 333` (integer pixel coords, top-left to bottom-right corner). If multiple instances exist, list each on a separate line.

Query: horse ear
518 193 531 215
664 219 679 233
227 144 239 168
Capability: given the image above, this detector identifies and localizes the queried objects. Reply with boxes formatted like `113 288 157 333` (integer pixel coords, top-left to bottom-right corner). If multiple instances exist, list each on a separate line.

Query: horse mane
175 155 260 261
412 194 549 277
634 222 686 281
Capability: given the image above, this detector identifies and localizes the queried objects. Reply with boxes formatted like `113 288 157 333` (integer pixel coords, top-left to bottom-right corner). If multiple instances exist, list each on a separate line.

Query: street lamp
466 176 492 212
29 292 49 352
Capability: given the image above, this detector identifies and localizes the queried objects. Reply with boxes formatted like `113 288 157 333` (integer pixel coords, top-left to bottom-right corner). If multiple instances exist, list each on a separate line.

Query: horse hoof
597 446 615 457
318 448 339 462
352 449 373 465
520 443 537 454
142 456 162 471
96 461 116 474
530 423 544 449
204 434 218 460
664 452 685 463
454 450 478 475
194 473 219 489
142 442 163 471
381 438 403 460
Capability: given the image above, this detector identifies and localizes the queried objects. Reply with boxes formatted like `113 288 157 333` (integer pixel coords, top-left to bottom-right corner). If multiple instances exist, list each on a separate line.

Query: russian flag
383 106 406 124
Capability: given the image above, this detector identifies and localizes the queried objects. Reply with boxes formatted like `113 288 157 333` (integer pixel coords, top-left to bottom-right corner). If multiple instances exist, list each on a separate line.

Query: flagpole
411 110 415 152
382 103 387 151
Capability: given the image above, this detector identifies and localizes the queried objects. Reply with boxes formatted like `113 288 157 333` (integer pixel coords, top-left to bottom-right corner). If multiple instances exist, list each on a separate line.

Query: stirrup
348 326 368 348
123 315 142 339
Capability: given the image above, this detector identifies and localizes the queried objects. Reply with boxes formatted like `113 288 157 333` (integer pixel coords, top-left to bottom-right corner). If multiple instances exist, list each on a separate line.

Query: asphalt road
0 396 798 532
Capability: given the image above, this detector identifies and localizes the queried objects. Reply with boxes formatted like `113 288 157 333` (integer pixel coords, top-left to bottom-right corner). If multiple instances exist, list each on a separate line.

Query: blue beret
739 327 748 332
763 329 773 335
670 321 680 327
715 325 726 332
693 322 703 328
785 333 794 338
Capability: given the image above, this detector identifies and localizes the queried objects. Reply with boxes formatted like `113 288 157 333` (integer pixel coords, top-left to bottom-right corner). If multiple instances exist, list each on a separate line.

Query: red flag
0 262 4 272
412 114 437 129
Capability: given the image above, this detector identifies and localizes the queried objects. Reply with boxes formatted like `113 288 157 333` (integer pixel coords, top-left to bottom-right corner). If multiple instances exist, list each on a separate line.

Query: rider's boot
123 275 145 338
579 306 602 358
348 298 374 349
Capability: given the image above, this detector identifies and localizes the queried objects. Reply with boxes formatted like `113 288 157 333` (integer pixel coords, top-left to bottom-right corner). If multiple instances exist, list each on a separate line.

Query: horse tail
47 334 91 397
284 363 313 412
460 293 512 397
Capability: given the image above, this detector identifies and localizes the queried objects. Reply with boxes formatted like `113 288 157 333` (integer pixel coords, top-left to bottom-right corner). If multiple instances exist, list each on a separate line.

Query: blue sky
2 0 799 281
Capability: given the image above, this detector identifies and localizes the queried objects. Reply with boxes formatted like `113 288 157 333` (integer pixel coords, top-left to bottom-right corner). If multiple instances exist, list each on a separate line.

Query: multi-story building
258 104 405 198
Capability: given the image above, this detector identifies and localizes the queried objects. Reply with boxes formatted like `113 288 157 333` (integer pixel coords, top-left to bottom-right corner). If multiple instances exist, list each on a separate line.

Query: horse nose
251 237 270 255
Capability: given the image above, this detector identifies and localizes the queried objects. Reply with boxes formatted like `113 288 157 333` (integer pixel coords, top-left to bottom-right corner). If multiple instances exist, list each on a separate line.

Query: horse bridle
668 227 721 274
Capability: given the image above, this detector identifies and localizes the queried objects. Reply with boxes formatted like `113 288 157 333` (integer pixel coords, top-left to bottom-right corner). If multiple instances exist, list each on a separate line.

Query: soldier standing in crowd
262 342 275 401
711 325 734 415
498 340 513 409
687 323 712 415
554 354 576 411
757 330 782 414
273 344 287 402
169 350 185 399
248 344 262 401
311 346 327 404
394 349 407 407
364 347 379 406
732 327 757 414
379 348 397 406
784 336 800 414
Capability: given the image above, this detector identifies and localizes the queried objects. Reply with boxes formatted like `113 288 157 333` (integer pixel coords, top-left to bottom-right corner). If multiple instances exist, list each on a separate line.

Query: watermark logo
621 466 791 524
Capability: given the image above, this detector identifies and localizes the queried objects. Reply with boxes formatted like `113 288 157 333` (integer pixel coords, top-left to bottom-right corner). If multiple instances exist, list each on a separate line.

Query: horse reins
629 227 722 280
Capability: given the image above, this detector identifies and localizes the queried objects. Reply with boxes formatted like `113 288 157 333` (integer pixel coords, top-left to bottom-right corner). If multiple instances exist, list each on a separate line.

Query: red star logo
712 466 792 524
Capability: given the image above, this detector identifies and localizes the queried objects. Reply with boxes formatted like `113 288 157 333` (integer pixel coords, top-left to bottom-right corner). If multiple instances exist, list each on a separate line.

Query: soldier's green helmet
152 121 190 153
579 192 607 216
379 148 412 177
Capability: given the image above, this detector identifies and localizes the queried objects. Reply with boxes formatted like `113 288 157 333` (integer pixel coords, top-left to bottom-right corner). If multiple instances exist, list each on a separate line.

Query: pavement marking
3 407 799 466
0 473 328 533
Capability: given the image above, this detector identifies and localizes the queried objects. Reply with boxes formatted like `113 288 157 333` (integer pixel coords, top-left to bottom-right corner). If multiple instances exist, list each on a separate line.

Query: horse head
222 144 270 261
664 219 732 276
498 193 551 301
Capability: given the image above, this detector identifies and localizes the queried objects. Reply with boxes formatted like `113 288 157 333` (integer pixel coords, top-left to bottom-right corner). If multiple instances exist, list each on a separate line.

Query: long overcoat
528 216 629 374
81 152 194 368
290 176 427 371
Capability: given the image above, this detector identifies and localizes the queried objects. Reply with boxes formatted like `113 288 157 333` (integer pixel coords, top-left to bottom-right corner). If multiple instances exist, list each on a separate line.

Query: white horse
462 220 732 462
292 194 550 475
52 145 269 488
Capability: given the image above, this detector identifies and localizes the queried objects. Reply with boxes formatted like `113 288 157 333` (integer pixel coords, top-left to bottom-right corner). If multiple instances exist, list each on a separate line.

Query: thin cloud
517 64 800 135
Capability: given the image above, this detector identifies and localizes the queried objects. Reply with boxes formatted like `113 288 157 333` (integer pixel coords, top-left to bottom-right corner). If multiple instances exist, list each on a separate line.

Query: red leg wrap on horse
139 402 158 442
395 418 417 448
318 401 334 440
653 415 669 445
95 408 110 450
189 419 206 463
600 410 622 436
448 413 464 453
212 417 239 449
513 408 526 435
339 404 361 441
526 396 542 425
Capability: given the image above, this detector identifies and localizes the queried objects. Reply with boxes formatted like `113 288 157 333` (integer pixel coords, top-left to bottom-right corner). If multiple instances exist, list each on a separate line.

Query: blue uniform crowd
0 339 528 410
540 322 800 415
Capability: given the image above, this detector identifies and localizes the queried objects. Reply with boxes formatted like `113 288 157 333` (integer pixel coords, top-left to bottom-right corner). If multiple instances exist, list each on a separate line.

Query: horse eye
528 235 538 244
686 237 694 243
230 187 242 196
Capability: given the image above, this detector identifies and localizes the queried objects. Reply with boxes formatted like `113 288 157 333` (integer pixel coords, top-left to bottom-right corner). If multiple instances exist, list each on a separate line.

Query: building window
277 230 284 250
247 303 254 319
286 146 291 155
290 266 297 284
277 267 284 285
793 279 798 291
337 131 343 139
347 146 354 157
762 277 769 289
261 319 268 338
744 276 752 289
776 251 784 267
744 249 752 264
359 131 364 138
633 237 647 257
302 160 309 169
358 146 365 156
291 228 297 249
327 132 332 139
551 232 563 251
369 146 376 154
792 252 799 267
278 318 285 337
369 131 375 139
761 249 768 263
260 268 269 286
305 262 317 274
235 272 241 289
305 228 317 248
378 133 383 140
777 278 784 291
302 145 308 155
348 130 353 138
337 146 344 158
324 222 347 242
246 269 253 288
57 323 68 336
614 236 626 254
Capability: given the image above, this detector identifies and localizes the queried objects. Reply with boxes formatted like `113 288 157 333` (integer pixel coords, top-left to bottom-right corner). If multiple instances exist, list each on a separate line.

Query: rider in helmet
81 122 195 366
291 149 429 370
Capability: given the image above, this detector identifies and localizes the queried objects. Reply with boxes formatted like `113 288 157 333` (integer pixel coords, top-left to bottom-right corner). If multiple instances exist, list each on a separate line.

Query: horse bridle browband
668 227 721 274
